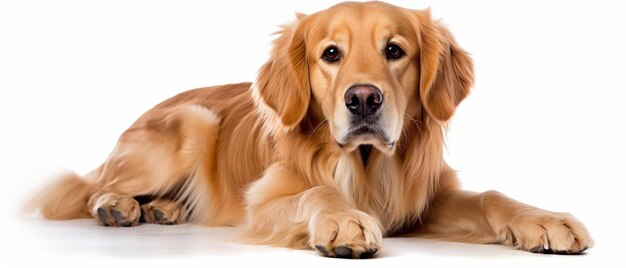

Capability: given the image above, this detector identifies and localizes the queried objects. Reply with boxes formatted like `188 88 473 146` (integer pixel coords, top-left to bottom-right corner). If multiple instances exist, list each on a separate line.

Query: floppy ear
254 15 310 131
416 10 474 121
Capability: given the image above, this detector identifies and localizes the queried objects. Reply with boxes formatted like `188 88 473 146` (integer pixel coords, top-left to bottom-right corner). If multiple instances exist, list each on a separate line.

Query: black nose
344 85 383 118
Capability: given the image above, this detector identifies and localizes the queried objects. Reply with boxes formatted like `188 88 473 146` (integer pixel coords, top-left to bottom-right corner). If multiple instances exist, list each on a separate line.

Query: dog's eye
385 44 404 60
322 46 341 63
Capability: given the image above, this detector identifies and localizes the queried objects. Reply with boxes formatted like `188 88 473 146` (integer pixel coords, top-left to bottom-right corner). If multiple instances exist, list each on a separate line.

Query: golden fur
28 1 591 258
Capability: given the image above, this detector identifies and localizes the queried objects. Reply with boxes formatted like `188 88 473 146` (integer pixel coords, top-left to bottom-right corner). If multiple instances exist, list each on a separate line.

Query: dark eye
385 44 404 60
322 46 341 63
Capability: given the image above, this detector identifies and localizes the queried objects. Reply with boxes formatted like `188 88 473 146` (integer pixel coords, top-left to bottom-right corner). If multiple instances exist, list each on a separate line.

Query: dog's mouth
336 125 395 155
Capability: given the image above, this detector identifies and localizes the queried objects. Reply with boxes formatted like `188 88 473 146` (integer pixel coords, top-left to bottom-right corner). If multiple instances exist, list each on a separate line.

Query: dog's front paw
309 209 383 258
503 211 592 254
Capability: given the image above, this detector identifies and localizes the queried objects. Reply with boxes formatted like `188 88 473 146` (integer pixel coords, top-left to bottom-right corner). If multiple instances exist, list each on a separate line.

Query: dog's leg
243 164 383 259
419 190 593 254
85 104 220 227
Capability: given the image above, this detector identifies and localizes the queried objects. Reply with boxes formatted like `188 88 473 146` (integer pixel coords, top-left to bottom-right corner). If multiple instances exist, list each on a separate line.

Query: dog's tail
24 172 95 220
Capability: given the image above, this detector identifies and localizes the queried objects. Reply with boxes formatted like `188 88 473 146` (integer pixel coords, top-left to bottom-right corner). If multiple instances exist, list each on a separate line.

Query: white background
1 0 625 267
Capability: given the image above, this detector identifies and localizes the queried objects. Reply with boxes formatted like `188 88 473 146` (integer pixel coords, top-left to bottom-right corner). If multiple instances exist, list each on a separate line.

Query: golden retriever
29 1 592 258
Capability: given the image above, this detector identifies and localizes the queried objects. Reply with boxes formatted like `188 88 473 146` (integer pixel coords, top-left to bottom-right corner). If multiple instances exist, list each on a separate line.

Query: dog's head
254 2 473 155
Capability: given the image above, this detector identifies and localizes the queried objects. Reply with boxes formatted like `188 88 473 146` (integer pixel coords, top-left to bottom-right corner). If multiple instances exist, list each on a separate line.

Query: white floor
2 217 611 268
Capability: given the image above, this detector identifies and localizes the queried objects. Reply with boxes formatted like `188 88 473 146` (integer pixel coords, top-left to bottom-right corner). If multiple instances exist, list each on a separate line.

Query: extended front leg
420 190 592 254
243 164 383 258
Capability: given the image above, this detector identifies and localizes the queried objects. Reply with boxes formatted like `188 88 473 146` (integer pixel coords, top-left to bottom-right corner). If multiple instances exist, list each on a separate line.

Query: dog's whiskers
305 119 328 146
400 114 425 150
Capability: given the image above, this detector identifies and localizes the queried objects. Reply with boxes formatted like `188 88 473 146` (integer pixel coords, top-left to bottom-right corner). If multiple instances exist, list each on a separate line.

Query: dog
29 1 592 258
